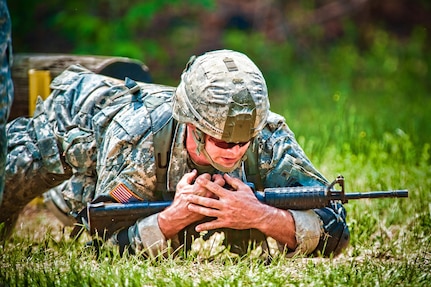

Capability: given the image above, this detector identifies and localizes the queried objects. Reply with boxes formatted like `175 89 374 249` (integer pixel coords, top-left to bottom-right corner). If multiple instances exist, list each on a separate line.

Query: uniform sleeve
259 112 328 187
95 91 174 202
258 112 331 255
95 93 177 255
129 214 180 257
287 210 322 255
95 102 159 202
95 118 171 256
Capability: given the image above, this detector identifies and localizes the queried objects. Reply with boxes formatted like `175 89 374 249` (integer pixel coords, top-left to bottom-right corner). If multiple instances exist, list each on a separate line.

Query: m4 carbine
77 176 408 238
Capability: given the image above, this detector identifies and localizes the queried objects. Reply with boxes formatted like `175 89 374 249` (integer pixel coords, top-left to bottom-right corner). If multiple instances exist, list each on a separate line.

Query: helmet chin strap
191 129 243 173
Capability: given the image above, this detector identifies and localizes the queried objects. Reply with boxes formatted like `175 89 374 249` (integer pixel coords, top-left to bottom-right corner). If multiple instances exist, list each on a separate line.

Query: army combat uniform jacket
4 65 345 257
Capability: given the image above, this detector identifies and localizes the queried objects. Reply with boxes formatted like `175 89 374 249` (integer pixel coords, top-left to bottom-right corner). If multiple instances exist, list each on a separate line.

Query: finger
195 176 227 198
193 173 211 191
177 169 197 187
192 173 214 196
187 194 223 210
195 219 225 232
223 173 244 191
196 173 211 181
224 174 253 192
212 174 226 186
187 202 221 218
176 170 198 195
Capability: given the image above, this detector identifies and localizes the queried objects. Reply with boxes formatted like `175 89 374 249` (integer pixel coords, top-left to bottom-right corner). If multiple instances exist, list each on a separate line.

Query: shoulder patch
109 183 142 203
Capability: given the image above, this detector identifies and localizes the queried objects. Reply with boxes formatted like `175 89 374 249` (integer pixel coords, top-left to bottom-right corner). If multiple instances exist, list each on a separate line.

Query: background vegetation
2 0 431 286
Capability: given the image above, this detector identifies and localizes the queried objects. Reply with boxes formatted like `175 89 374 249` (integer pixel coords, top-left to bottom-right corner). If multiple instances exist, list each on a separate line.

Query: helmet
173 49 270 143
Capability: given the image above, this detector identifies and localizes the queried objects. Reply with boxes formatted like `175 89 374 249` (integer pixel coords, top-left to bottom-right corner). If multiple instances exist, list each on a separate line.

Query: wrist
252 203 280 230
158 207 189 239
255 205 297 249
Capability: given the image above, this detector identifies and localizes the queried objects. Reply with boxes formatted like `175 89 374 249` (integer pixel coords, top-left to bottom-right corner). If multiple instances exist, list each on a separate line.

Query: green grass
1 29 431 286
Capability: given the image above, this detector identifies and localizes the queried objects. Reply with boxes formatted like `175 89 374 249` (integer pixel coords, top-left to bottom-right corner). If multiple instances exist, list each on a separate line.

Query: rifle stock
83 176 408 238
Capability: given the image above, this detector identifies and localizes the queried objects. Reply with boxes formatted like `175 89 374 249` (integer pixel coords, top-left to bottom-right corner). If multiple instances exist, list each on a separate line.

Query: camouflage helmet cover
173 49 270 143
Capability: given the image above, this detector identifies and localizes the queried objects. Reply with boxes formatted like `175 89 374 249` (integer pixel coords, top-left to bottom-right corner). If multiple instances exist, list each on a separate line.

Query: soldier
0 0 13 206
1 50 349 257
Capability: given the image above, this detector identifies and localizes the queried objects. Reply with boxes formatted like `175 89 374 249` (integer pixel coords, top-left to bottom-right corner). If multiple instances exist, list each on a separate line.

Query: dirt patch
11 201 66 241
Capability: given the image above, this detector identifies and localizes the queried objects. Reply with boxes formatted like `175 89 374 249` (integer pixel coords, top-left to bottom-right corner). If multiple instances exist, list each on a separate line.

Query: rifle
77 176 408 238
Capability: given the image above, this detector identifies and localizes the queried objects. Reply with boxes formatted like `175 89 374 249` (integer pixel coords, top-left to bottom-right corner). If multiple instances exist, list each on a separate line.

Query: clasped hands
158 169 268 239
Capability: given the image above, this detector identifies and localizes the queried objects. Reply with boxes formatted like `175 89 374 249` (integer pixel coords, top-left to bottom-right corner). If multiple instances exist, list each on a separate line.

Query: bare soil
11 201 67 242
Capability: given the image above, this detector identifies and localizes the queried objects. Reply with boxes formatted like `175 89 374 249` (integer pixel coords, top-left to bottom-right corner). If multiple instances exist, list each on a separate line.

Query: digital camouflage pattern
0 0 13 206
1 52 341 256
173 50 270 143
1 65 175 218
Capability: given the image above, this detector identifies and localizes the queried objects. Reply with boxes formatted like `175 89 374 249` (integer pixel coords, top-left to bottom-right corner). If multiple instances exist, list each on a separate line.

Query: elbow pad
313 202 350 257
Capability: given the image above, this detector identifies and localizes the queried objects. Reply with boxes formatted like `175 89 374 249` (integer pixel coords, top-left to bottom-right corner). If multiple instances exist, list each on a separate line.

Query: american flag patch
109 183 140 203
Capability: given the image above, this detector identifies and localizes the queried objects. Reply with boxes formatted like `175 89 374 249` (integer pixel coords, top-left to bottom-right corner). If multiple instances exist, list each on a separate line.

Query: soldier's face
204 135 250 168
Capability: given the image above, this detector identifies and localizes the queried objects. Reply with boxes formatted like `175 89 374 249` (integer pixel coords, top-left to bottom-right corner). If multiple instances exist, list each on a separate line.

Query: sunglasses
207 136 249 149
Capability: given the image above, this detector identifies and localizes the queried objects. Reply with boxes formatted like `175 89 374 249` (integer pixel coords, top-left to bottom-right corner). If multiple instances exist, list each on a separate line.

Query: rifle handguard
259 186 330 209
257 175 408 210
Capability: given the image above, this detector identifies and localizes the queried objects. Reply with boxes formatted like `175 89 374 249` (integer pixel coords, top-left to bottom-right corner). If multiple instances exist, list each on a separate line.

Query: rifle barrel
344 190 408 200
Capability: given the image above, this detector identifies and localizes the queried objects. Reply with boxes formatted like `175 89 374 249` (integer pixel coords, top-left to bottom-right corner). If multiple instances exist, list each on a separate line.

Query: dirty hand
186 173 269 232
158 170 224 238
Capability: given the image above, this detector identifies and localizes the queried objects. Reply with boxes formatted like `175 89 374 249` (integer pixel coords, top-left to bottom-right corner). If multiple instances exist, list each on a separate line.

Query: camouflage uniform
0 0 13 206
2 54 348 256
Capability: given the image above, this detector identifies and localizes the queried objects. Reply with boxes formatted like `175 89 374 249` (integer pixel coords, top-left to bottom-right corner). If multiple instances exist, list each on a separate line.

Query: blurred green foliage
236 27 431 156
9 0 215 81
8 0 431 161
222 27 430 162
52 0 213 59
